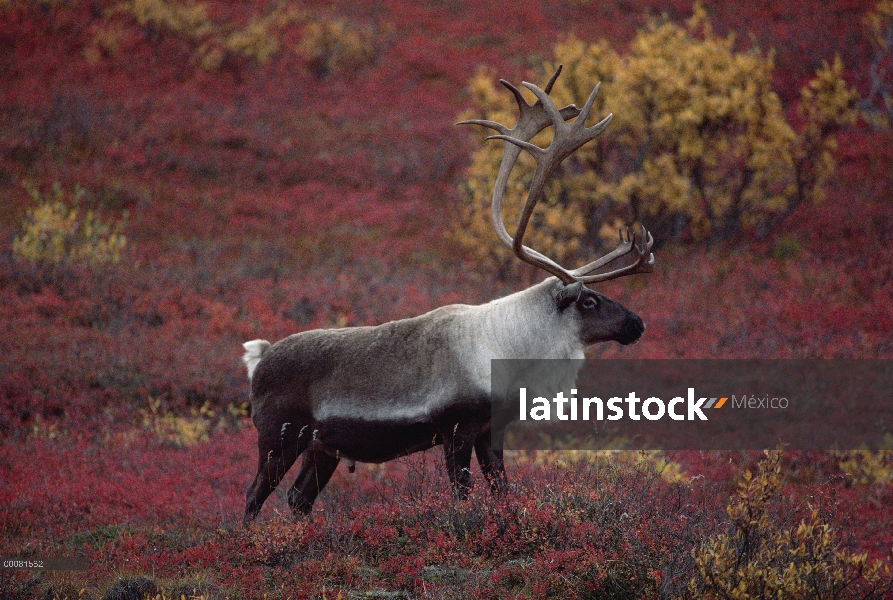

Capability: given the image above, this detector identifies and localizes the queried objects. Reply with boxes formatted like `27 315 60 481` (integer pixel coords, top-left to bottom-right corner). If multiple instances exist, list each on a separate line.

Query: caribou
241 66 654 522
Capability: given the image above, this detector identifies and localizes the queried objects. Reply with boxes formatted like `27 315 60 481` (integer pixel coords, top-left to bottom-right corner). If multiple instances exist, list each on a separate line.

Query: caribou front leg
474 428 507 495
441 422 479 499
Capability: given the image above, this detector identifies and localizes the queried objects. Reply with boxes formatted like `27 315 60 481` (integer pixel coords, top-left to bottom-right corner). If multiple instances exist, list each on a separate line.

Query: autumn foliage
1 0 891 597
12 183 127 271
864 0 893 127
454 5 859 281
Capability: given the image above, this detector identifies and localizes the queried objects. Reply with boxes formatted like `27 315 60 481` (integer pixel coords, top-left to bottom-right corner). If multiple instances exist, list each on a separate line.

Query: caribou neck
470 278 585 360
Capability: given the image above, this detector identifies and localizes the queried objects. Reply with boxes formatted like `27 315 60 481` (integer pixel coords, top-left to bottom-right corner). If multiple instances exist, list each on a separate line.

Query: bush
297 15 379 78
863 0 893 128
691 450 891 599
107 0 299 71
113 0 215 41
12 183 127 270
454 4 857 279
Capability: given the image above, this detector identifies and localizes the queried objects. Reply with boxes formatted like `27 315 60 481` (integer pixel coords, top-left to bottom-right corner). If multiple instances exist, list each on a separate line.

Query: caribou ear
554 281 584 311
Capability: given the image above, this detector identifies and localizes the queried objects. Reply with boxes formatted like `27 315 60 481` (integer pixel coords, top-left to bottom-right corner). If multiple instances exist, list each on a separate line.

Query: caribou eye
581 297 598 309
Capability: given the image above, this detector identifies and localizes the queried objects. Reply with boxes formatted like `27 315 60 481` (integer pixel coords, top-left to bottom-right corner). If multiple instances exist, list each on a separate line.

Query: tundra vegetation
1 0 892 599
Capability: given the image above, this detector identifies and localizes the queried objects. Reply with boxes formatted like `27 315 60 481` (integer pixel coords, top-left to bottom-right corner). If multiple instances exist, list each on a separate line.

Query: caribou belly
311 416 442 464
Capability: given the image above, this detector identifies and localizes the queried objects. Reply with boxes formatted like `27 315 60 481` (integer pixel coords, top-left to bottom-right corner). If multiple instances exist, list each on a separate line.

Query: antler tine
455 118 510 135
489 79 620 282
499 79 531 117
568 227 636 277
542 63 563 94
575 225 655 283
520 81 614 164
457 67 582 276
578 81 604 129
460 67 655 285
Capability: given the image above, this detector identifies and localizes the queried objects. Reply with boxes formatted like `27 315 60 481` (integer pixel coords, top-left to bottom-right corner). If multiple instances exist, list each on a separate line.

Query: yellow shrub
84 22 128 63
141 397 214 447
530 449 688 484
221 15 280 65
796 56 860 204
297 15 378 78
835 433 893 486
212 3 301 70
12 183 127 268
692 450 890 598
115 0 215 40
108 0 299 71
453 5 857 278
110 0 217 70
864 0 893 128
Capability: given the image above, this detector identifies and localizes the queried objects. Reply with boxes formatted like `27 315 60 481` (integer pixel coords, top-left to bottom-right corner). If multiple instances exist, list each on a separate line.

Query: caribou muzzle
617 313 646 345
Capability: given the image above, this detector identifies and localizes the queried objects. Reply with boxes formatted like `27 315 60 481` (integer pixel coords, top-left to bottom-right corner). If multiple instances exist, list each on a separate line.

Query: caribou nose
619 314 646 345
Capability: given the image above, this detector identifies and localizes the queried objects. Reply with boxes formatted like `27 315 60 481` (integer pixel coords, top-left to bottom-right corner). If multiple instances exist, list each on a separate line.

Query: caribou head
459 65 653 346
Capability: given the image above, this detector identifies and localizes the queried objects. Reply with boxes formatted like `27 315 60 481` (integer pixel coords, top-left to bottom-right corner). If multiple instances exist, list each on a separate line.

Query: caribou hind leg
244 443 304 523
244 422 310 523
287 449 340 515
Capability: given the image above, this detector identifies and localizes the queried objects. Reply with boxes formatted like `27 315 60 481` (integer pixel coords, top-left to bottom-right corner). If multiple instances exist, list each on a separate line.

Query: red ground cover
1 0 891 597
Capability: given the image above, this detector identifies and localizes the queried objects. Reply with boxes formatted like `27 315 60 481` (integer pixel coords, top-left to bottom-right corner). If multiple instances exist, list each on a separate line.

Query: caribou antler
458 66 654 285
